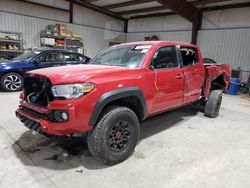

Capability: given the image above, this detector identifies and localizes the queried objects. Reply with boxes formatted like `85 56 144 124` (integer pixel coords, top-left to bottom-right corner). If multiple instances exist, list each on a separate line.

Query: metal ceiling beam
102 0 155 10
78 0 99 2
156 0 202 44
66 0 127 21
192 0 231 6
129 2 250 20
116 0 229 16
156 0 201 24
15 0 70 12
204 2 250 11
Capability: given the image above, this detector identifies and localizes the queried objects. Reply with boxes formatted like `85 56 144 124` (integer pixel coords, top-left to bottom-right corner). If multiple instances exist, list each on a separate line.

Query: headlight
51 82 95 99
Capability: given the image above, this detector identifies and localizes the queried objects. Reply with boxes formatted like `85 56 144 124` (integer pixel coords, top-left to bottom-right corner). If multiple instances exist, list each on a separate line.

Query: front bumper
16 97 94 136
16 111 50 136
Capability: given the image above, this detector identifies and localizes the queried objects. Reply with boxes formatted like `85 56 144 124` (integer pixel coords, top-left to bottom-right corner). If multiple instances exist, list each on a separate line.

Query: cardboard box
56 24 67 37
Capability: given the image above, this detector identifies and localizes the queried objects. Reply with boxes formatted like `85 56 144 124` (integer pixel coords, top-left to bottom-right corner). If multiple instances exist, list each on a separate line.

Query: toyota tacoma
16 41 230 165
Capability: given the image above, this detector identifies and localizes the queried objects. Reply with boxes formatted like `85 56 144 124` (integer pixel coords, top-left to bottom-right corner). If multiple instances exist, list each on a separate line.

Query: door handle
176 74 183 79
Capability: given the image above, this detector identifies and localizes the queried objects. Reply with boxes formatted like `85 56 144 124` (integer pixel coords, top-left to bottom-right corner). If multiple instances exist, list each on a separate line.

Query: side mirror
33 59 40 66
149 65 155 70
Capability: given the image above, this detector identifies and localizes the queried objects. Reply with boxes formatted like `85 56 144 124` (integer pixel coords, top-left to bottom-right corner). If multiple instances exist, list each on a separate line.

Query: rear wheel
0 72 23 92
204 90 223 118
87 106 139 165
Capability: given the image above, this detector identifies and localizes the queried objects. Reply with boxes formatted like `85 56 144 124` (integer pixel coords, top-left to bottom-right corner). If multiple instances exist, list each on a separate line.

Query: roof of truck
116 41 197 48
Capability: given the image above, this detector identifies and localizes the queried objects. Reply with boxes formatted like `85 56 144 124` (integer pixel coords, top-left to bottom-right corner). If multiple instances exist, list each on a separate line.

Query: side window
180 47 199 67
38 54 47 62
39 52 60 63
62 53 83 62
79 55 86 62
62 53 71 61
151 46 179 69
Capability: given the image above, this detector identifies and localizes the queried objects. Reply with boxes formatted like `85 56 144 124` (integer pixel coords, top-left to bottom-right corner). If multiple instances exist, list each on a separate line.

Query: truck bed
203 64 231 98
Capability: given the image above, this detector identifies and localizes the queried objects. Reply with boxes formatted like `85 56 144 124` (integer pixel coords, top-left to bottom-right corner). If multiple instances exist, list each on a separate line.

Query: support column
69 0 73 24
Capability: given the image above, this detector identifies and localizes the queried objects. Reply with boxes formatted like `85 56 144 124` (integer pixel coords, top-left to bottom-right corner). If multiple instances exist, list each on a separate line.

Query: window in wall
152 46 179 69
180 47 199 67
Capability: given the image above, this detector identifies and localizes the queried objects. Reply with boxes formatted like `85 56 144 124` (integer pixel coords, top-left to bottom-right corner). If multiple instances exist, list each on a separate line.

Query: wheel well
100 96 144 122
211 74 226 91
1 71 23 78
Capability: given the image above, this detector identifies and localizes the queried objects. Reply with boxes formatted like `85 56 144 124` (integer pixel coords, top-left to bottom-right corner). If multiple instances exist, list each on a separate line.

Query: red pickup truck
16 41 230 165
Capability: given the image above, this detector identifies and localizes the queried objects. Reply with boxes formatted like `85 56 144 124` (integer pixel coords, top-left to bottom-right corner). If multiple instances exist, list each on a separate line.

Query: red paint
16 41 230 136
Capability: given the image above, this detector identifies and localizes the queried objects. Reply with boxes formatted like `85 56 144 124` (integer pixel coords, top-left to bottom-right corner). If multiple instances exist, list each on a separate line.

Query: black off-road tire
204 90 223 118
87 106 140 165
0 72 23 92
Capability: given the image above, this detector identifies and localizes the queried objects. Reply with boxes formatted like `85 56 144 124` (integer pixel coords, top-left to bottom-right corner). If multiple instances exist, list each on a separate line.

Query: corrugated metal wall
197 28 250 70
1 11 249 79
127 28 250 80
197 28 250 81
0 11 125 58
127 31 192 43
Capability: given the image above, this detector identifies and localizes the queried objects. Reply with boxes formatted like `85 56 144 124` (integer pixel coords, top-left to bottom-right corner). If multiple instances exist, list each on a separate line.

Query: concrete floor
0 92 250 188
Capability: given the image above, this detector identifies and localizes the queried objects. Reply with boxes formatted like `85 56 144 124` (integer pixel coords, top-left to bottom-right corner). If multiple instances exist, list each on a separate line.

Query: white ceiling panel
200 0 250 8
110 1 162 12
123 9 172 18
91 0 131 7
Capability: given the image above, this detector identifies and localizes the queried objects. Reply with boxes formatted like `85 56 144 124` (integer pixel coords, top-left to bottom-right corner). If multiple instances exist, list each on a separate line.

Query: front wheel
0 72 23 92
87 106 140 165
204 90 223 118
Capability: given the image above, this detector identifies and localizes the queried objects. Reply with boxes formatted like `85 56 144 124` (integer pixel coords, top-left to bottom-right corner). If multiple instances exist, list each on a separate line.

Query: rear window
62 53 84 61
180 47 199 67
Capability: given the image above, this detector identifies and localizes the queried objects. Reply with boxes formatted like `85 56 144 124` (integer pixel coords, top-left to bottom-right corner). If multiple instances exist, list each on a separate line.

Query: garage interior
0 0 250 187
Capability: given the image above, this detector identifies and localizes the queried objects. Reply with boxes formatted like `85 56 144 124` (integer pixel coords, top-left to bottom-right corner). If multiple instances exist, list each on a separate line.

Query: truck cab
144 43 206 114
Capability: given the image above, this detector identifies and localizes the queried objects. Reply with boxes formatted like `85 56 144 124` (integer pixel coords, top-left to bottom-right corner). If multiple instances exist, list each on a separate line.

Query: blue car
0 49 90 92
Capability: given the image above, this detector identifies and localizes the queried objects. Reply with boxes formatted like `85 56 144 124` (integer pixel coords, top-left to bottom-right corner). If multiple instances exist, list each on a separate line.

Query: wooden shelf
41 44 82 48
0 31 23 60
0 39 21 43
0 50 22 52
41 35 82 41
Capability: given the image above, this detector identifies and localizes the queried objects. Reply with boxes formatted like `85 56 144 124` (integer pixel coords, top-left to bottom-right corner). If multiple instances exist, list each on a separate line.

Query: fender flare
89 87 147 126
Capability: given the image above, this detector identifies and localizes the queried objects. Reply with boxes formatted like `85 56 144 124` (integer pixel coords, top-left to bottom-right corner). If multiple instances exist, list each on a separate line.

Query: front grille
23 75 54 107
20 106 55 122
19 106 69 123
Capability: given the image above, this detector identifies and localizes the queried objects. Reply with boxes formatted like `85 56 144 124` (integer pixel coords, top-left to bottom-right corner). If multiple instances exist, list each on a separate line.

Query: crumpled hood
27 64 136 85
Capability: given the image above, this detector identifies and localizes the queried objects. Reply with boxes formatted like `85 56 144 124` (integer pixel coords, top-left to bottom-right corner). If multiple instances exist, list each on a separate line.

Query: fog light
42 125 47 131
53 111 69 122
61 112 68 121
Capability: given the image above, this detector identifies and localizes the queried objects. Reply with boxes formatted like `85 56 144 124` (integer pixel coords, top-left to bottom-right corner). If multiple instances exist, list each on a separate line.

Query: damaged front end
16 73 94 136
23 75 54 107
16 74 69 136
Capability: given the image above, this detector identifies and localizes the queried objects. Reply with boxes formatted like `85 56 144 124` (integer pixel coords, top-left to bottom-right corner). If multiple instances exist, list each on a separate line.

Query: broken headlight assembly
51 82 95 99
